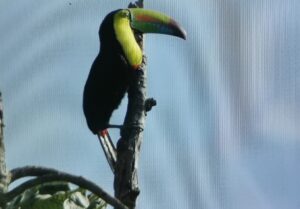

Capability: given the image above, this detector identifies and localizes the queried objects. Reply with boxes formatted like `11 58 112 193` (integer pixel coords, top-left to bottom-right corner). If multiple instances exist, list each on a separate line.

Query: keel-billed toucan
83 8 186 169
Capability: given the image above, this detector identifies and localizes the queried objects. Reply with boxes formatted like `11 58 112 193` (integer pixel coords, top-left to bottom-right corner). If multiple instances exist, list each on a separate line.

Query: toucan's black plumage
83 8 186 172
83 10 133 134
83 9 186 136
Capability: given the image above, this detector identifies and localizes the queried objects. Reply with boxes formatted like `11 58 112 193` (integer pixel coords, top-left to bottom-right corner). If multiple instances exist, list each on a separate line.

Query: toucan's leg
97 129 117 173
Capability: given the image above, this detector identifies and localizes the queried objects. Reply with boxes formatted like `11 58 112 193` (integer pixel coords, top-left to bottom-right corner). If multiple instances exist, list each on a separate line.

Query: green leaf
38 182 70 195
7 182 107 209
87 194 107 209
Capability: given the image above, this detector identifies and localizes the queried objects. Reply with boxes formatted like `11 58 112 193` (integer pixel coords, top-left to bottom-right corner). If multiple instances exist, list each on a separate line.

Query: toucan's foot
108 124 123 129
145 98 157 112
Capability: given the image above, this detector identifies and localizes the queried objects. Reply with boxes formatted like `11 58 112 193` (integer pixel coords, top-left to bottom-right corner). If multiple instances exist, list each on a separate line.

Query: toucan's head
100 8 186 69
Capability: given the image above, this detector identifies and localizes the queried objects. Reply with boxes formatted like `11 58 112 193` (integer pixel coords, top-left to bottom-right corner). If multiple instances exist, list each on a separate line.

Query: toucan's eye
120 10 130 18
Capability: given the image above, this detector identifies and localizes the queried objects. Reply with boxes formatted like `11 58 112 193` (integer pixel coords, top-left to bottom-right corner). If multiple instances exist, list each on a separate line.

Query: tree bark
0 92 8 208
114 1 146 208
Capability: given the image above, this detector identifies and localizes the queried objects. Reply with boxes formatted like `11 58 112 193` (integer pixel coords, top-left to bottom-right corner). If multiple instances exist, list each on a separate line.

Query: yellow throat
113 10 143 69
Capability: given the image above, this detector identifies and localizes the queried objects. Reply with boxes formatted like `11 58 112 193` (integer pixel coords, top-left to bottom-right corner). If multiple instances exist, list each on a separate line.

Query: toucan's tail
97 129 117 173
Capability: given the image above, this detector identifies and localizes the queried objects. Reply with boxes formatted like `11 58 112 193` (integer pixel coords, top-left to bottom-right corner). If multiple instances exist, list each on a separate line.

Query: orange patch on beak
135 15 161 23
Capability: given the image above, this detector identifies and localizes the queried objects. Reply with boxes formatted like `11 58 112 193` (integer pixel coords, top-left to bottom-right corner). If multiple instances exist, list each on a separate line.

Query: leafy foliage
7 182 107 209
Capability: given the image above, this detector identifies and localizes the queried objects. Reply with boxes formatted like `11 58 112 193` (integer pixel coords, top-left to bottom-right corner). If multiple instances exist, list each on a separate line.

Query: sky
0 0 300 209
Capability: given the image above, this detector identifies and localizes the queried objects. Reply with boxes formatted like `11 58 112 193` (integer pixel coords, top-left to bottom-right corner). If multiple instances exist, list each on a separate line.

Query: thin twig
8 166 128 209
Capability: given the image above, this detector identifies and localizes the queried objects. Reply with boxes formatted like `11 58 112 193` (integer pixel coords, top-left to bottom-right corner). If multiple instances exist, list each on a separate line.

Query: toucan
83 8 186 170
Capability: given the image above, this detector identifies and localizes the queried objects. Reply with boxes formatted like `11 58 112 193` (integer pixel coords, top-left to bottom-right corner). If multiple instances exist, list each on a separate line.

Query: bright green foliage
6 182 107 209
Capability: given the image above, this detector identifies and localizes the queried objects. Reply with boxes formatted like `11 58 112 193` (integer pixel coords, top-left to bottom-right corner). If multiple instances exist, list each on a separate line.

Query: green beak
129 8 187 40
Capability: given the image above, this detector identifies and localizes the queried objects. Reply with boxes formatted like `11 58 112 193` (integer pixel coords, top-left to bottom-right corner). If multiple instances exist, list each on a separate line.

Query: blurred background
0 0 299 208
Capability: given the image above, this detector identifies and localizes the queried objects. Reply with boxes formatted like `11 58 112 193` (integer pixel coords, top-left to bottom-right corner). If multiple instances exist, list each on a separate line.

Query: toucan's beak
129 8 187 40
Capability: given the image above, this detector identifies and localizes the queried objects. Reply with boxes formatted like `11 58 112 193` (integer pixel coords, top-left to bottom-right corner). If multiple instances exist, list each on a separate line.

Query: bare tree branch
10 166 62 182
114 1 146 208
7 166 128 209
0 92 8 208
